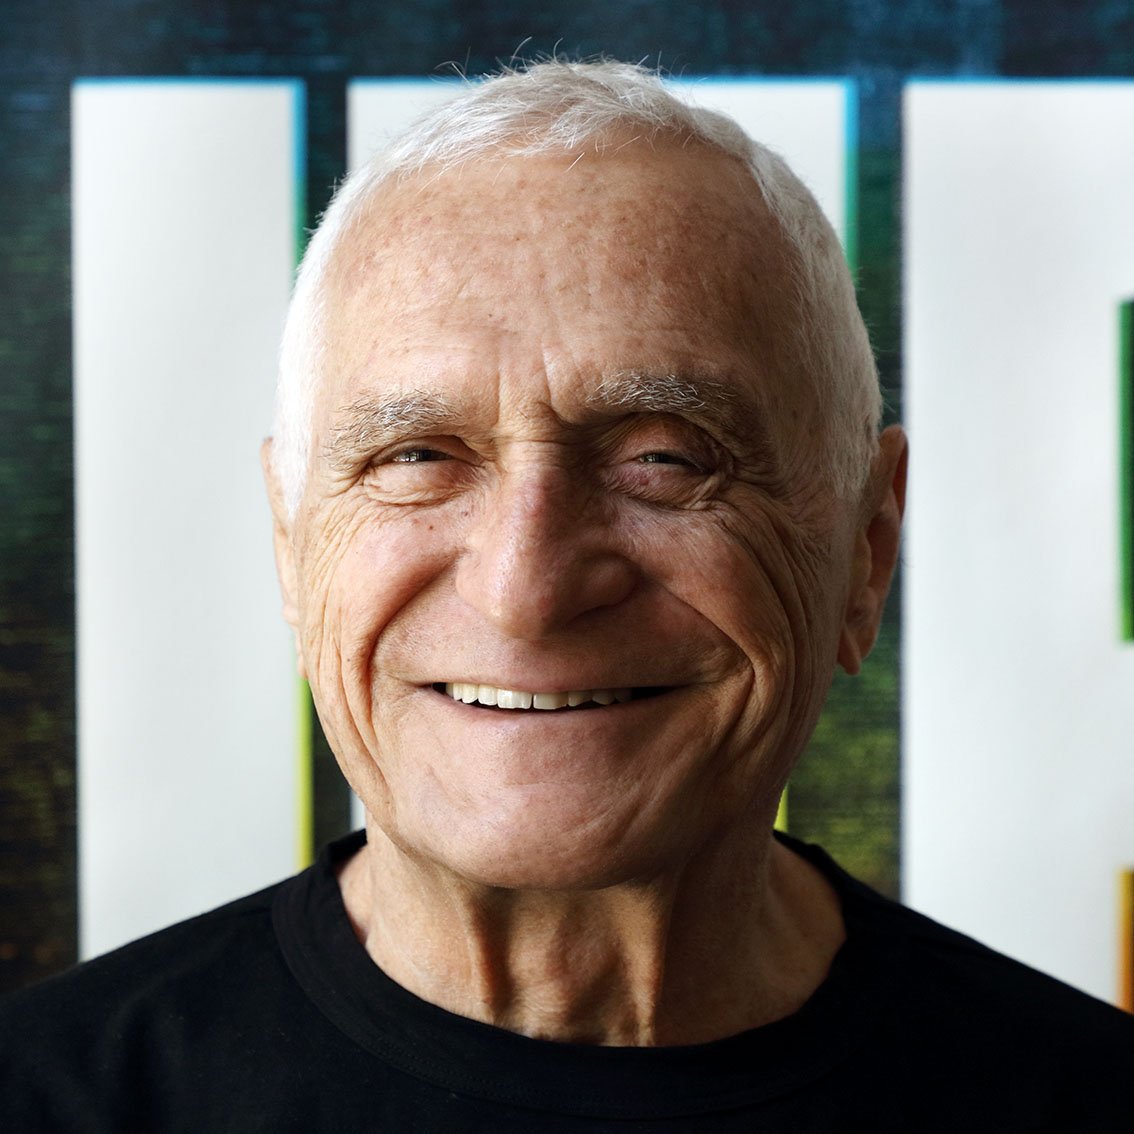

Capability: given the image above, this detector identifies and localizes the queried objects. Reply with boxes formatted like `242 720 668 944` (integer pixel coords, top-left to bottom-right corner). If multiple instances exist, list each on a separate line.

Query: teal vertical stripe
843 79 858 273
1121 301 1133 642
292 81 308 265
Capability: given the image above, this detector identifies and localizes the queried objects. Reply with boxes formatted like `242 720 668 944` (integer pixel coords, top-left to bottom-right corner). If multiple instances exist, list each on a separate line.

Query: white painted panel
669 79 850 246
73 81 302 958
904 82 1134 1002
345 78 853 831
348 78 465 170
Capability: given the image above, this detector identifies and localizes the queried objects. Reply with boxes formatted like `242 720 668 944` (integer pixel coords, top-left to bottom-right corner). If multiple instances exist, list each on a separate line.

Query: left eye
391 448 451 463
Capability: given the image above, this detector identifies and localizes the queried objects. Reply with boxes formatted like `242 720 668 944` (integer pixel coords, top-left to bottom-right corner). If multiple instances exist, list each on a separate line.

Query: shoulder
864 874 1134 1124
786 832 1132 1027
783 834 1134 1126
0 879 293 1130
1 878 284 1024
859 878 1133 1041
881 898 1134 1126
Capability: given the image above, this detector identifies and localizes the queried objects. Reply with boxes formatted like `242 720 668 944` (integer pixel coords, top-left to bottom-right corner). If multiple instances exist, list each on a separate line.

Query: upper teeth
443 683 633 710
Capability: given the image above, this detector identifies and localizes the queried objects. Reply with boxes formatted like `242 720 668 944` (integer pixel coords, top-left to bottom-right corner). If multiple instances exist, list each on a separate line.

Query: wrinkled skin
264 140 907 1043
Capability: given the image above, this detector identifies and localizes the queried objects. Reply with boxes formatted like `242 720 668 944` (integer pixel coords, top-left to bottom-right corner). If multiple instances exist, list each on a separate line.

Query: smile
437 683 648 710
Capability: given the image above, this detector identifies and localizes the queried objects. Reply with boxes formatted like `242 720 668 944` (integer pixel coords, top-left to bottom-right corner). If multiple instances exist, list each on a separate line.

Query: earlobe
837 425 908 675
260 439 306 678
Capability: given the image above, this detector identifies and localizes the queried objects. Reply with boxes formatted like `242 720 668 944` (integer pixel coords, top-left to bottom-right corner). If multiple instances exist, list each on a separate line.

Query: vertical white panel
348 79 464 171
904 82 1134 1001
345 78 853 831
73 81 302 958
668 79 851 248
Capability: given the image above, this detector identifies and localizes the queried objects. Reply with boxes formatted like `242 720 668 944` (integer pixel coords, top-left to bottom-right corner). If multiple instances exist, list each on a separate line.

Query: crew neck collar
273 830 904 1120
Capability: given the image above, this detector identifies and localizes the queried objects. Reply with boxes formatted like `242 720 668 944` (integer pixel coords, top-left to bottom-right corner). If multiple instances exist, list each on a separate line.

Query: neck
337 820 845 1047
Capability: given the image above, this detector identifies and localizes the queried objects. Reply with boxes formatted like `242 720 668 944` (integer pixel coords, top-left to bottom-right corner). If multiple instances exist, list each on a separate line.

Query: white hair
272 59 882 517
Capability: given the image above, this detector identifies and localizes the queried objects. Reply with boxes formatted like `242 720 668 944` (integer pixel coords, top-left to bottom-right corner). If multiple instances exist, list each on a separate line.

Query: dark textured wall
3 0 1133 994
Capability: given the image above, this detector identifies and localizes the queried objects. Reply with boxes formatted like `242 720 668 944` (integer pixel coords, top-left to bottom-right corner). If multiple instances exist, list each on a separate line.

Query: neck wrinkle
338 815 843 1047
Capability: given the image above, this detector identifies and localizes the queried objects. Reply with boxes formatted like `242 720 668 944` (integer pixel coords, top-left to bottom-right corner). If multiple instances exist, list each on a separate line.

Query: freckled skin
264 139 907 1044
306 147 842 883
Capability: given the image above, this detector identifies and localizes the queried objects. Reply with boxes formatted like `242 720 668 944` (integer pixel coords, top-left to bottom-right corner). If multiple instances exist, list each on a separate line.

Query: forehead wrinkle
323 391 457 470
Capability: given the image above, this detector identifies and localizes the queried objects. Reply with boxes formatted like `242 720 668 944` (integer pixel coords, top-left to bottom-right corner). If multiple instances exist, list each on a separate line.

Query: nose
455 464 638 639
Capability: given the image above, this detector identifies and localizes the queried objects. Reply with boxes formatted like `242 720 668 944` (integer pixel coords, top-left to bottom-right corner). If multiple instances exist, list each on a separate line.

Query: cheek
730 502 841 632
687 542 795 721
300 510 453 728
625 506 792 658
631 501 843 731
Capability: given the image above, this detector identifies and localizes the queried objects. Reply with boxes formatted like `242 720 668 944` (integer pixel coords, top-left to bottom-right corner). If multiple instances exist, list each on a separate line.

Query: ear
260 438 307 680
837 425 908 675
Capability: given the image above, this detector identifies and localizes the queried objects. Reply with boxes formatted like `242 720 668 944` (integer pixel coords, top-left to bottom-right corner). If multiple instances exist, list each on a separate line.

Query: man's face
274 142 880 889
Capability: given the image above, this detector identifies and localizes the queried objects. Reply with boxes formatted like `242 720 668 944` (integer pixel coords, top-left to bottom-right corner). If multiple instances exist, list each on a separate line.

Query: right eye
635 451 704 470
363 439 477 506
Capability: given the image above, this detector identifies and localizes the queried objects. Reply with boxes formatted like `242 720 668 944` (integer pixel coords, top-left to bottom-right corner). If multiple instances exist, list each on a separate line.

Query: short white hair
272 59 882 517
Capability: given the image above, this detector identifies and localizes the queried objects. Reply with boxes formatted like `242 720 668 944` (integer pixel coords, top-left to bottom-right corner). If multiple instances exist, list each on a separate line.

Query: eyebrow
587 372 737 427
323 391 456 472
321 372 768 470
587 372 770 456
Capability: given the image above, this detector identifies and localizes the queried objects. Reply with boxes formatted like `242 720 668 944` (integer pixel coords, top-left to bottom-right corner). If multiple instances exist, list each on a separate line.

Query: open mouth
432 683 671 711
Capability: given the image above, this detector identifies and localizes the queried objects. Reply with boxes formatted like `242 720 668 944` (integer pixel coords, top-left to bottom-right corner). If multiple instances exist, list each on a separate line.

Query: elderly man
3 60 1132 1131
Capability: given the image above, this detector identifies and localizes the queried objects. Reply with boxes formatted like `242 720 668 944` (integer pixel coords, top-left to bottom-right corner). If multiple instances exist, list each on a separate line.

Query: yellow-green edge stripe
1119 868 1134 1012
774 790 789 833
296 681 315 869
292 81 314 870
1121 301 1133 643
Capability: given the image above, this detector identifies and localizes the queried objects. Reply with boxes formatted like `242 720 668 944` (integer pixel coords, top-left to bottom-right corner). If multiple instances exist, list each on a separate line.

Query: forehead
317 141 798 428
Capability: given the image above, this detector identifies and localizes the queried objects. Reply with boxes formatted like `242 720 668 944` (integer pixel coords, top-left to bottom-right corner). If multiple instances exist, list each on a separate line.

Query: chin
397 795 669 893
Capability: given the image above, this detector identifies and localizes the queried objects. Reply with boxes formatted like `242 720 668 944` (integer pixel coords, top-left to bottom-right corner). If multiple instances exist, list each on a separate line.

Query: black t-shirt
2 832 1132 1131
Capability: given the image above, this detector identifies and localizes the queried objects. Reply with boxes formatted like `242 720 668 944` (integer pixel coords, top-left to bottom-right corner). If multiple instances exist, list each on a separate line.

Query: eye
636 451 702 470
361 438 476 505
391 447 451 464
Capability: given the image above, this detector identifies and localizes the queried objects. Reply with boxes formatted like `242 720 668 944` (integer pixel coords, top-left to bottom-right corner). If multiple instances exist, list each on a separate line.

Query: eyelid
618 411 720 452
637 450 705 471
630 426 720 470
376 436 478 465
391 446 451 463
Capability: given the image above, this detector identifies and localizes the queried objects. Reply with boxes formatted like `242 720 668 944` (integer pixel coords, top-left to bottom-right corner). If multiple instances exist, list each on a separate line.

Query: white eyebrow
586 371 774 451
587 372 781 470
323 391 455 470
322 372 770 470
586 372 736 417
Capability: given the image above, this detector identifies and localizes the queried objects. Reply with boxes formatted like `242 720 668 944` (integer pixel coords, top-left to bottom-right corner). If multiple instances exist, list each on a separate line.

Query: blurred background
2 0 1132 1005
